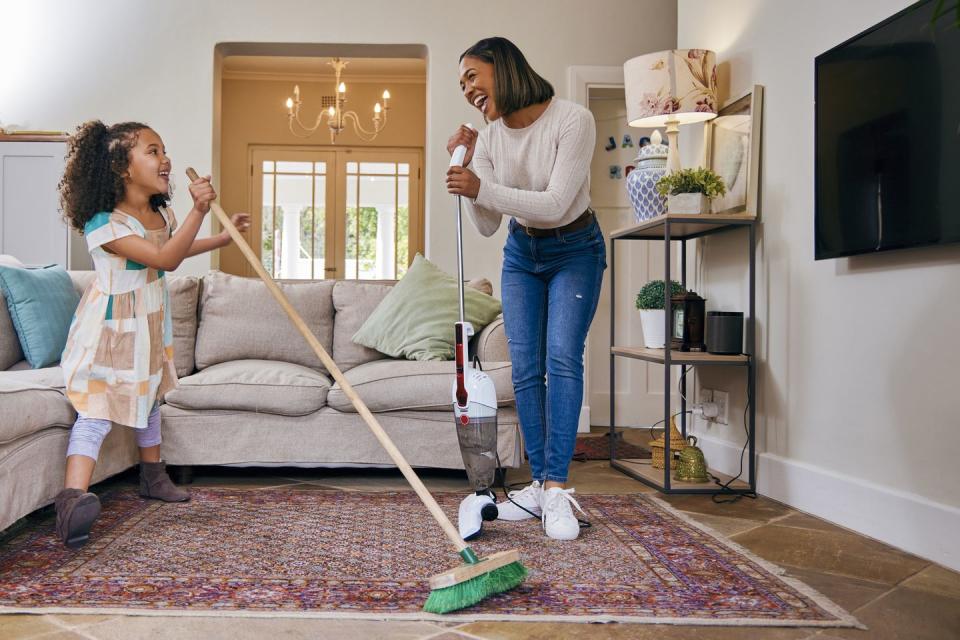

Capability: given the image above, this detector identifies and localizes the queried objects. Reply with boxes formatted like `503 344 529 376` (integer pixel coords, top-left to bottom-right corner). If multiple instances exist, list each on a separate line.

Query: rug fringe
0 605 865 626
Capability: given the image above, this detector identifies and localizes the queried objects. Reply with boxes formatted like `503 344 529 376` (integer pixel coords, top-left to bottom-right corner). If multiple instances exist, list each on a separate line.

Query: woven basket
650 416 687 469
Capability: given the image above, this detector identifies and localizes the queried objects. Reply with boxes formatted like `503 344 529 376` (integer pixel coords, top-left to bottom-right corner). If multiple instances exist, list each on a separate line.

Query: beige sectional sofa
0 270 519 532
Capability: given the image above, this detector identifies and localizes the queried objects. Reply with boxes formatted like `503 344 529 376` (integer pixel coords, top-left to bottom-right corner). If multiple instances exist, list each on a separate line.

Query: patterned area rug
0 489 860 627
573 431 651 461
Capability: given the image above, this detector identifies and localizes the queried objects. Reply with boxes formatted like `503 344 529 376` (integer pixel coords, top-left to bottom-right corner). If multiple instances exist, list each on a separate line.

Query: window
252 148 421 280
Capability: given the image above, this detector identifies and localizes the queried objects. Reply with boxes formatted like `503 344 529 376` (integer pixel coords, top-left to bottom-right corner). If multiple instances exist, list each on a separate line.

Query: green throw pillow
352 254 502 361
0 264 81 368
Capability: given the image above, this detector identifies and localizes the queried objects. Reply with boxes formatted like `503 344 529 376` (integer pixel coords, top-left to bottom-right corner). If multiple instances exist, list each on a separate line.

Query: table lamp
624 49 719 173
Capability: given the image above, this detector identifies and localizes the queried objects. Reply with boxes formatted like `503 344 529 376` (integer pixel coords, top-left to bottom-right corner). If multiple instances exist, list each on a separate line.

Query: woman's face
126 128 171 196
459 56 499 121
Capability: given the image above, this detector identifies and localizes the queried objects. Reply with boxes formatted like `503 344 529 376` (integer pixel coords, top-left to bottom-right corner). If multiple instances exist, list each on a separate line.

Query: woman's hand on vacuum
446 166 480 199
446 125 478 167
188 174 216 216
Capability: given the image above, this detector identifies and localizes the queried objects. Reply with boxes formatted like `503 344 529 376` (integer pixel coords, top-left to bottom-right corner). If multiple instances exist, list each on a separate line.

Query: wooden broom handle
187 168 467 553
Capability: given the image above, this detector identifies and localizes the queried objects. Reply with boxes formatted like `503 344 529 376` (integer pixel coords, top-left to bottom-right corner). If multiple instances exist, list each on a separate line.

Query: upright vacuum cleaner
450 128 500 541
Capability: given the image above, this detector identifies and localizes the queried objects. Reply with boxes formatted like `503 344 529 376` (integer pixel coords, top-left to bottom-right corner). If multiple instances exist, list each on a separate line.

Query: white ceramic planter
667 192 710 214
639 309 666 349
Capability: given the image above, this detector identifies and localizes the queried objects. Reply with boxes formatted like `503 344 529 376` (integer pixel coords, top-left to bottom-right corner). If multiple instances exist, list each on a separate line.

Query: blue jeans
501 216 606 483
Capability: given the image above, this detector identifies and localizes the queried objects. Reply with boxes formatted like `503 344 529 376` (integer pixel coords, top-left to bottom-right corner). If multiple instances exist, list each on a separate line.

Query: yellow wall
219 75 426 274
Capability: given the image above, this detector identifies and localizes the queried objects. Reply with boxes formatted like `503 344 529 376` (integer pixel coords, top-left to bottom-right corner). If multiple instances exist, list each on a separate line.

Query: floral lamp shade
624 49 719 126
624 49 719 174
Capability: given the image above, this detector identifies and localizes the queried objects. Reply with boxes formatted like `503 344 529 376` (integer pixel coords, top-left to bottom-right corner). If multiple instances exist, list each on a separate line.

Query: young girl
55 120 250 548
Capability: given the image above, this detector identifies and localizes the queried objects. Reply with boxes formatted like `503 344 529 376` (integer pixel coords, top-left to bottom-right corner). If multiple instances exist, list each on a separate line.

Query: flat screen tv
815 0 959 260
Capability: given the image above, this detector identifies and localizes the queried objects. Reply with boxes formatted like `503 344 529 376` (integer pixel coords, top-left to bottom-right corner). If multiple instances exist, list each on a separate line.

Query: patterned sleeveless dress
61 208 178 429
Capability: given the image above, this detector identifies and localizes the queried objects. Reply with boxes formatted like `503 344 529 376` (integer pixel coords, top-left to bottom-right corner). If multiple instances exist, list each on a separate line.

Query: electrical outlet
713 390 729 425
697 388 716 425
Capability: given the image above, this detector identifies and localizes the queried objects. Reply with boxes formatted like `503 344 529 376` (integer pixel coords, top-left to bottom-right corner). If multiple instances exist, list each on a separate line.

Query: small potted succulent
635 279 684 349
656 167 727 214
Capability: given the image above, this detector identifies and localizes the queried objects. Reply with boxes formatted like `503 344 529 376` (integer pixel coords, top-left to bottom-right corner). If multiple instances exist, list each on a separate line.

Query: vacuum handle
186 168 469 554
450 124 474 325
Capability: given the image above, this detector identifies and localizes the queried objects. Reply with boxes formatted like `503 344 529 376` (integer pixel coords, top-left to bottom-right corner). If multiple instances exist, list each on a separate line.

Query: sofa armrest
475 315 509 363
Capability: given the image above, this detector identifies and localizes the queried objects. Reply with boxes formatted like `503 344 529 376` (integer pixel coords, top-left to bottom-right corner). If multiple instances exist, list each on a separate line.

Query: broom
185 168 526 613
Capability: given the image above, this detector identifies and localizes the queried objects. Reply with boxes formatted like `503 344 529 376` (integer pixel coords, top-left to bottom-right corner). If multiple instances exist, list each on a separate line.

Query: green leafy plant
655 167 727 199
635 280 684 310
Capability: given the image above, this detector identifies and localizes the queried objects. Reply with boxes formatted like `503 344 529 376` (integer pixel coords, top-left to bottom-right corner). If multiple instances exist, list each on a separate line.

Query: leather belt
515 209 595 238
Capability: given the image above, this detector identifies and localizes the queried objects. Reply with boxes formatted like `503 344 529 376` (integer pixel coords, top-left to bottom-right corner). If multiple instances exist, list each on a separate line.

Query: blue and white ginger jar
626 129 668 222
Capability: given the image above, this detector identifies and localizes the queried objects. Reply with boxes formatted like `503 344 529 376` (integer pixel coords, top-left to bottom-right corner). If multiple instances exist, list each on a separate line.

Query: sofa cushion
331 281 395 371
0 265 80 368
352 255 503 361
195 271 335 373
167 276 200 377
0 293 24 371
164 359 332 416
332 277 495 372
326 359 514 413
0 370 76 444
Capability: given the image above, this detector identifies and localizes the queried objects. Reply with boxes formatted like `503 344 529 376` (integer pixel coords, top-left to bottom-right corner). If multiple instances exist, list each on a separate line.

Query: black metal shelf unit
608 213 757 494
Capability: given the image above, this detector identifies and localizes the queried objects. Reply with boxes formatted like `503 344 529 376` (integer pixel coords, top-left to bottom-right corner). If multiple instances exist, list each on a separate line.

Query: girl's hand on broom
188 174 216 215
218 213 251 243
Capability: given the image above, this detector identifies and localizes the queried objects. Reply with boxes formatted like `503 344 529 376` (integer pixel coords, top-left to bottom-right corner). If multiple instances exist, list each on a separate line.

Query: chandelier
285 57 391 143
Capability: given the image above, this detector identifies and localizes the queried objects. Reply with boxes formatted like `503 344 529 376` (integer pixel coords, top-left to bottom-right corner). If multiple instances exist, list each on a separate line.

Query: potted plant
656 167 727 214
635 280 684 349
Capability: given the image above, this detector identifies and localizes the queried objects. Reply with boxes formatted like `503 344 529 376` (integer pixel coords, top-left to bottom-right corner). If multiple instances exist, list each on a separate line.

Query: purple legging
66 406 161 459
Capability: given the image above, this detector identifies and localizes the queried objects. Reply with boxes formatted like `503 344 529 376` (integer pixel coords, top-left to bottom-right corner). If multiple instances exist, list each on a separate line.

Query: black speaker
706 311 743 355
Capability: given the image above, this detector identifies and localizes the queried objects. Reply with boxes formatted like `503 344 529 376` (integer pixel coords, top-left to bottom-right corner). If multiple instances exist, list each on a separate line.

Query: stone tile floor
2 432 958 639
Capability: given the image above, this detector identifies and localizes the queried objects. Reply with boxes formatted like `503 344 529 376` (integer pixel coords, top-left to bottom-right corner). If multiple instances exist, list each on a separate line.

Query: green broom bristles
423 560 528 614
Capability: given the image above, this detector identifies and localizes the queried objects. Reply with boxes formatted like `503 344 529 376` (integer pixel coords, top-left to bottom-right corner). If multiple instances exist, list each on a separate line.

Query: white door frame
567 66 624 433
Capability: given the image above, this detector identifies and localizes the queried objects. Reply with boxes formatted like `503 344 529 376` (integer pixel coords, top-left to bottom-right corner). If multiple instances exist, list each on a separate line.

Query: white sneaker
541 487 585 541
495 481 543 521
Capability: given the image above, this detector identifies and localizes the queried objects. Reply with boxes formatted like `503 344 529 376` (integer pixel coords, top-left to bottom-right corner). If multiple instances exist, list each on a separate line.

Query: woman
447 37 605 541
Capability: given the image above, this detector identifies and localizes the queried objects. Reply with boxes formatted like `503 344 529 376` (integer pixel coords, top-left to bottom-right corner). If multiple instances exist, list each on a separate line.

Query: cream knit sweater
463 98 596 237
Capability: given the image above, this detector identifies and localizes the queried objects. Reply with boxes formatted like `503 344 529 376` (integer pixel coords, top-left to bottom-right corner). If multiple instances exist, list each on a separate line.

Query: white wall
679 0 960 571
0 0 676 288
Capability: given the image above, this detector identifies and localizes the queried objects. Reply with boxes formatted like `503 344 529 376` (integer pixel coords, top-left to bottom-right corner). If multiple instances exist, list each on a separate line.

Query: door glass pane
359 162 396 175
276 161 313 173
261 167 327 280
397 177 410 278
344 162 412 280
398 163 410 175
310 176 326 276
345 175 359 279
261 174 275 277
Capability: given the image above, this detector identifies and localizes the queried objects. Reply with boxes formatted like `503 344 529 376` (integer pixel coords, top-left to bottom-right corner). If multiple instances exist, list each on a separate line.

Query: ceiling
223 56 426 81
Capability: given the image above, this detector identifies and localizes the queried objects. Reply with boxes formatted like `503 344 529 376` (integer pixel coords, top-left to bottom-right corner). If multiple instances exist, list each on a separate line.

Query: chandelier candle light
285 57 392 143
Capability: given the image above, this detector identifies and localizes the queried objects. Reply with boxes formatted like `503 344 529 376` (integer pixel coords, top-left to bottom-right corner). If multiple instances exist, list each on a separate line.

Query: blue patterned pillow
0 265 81 368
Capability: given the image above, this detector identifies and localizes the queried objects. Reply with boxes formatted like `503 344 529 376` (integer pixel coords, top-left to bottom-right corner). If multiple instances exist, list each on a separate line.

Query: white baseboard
694 432 960 573
578 406 591 433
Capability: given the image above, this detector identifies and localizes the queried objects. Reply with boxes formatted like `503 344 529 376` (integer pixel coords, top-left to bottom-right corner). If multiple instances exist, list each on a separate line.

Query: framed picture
705 84 763 216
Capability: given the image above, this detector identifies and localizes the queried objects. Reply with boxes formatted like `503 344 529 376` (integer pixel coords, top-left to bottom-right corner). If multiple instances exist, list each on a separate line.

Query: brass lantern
670 291 706 352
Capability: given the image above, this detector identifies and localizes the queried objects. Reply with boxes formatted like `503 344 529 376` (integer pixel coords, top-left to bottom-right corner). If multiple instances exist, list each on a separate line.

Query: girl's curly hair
59 120 170 233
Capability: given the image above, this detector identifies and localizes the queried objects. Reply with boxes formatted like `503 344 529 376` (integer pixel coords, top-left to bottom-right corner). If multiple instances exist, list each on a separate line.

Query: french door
250 147 422 280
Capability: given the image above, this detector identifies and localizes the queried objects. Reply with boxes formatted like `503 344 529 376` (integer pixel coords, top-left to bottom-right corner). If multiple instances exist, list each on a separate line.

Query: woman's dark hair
59 120 169 233
460 37 554 117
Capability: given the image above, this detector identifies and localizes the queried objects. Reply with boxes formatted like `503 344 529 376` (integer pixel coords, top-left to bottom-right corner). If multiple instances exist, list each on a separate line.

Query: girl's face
125 128 171 196
459 56 499 121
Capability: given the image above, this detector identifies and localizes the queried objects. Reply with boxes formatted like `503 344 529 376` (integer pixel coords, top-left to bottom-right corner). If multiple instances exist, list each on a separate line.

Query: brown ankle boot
139 461 191 502
55 488 101 548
